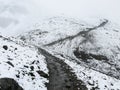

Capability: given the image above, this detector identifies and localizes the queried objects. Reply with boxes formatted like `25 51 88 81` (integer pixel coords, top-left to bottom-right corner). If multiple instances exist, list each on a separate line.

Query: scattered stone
24 65 29 68
8 58 13 61
36 70 49 79
6 61 14 67
14 48 17 50
3 45 8 50
16 75 20 78
111 83 113 86
30 66 34 71
28 72 35 77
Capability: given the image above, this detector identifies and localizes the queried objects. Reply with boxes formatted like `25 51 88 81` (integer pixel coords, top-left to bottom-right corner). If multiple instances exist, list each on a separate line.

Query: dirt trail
38 47 88 90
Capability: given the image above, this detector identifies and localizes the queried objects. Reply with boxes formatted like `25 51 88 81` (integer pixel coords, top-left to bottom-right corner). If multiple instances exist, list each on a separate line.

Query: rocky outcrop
0 78 23 90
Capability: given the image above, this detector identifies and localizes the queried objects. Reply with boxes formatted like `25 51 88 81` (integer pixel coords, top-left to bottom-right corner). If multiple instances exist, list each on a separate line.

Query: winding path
38 47 88 90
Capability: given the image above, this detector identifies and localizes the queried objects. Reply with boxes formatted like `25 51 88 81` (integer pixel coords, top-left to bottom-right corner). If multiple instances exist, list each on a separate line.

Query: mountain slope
15 16 120 90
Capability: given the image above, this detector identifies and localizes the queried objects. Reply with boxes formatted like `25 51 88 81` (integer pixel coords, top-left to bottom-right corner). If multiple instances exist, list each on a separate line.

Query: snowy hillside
16 17 92 45
0 35 48 90
15 16 120 89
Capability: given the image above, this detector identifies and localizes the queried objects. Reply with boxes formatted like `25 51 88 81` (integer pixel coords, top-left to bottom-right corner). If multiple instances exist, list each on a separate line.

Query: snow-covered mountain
14 16 120 90
0 0 120 90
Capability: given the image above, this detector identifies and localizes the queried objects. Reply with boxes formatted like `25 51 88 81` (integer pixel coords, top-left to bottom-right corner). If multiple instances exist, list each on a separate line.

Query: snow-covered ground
0 36 48 90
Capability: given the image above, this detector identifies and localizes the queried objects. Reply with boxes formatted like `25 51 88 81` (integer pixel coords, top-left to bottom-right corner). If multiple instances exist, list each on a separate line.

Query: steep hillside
0 35 48 90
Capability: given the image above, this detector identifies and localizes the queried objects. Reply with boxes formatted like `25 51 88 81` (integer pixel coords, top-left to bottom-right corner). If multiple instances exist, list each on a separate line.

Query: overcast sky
0 0 120 36
33 0 120 23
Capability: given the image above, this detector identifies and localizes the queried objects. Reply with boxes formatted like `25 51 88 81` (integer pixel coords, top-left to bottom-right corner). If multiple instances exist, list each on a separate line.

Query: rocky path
38 47 88 90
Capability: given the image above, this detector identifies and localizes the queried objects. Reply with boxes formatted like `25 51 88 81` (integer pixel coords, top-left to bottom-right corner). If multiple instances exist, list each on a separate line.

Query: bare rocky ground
38 47 88 90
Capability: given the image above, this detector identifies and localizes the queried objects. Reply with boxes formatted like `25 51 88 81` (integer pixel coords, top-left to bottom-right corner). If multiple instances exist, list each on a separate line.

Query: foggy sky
0 0 120 36
33 0 120 23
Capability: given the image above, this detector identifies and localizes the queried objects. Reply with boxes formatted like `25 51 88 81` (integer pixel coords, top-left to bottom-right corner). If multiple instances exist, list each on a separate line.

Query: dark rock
30 66 34 71
3 45 8 50
6 61 14 67
14 48 17 50
24 65 29 68
44 82 48 87
74 49 108 61
16 74 20 78
36 70 49 79
8 58 13 61
28 72 35 77
0 78 23 90
88 81 94 86
31 61 35 64
111 83 113 86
